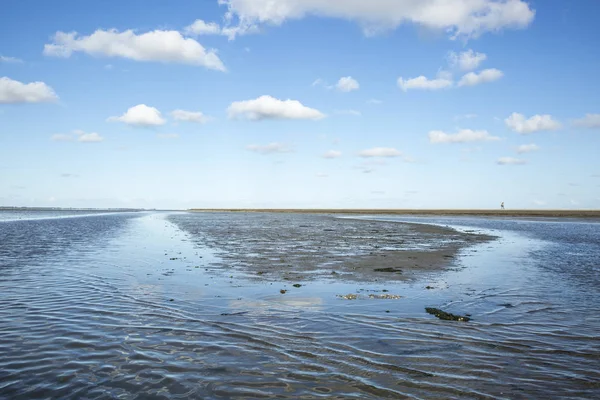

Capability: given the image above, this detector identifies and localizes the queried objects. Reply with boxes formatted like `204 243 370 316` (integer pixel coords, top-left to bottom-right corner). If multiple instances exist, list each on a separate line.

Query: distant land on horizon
189 208 600 218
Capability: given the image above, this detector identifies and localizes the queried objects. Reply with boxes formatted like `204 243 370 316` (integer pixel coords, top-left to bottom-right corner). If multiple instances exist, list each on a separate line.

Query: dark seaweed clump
425 307 470 322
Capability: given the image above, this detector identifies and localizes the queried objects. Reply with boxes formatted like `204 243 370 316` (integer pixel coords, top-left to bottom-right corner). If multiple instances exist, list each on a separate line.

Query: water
1 211 599 399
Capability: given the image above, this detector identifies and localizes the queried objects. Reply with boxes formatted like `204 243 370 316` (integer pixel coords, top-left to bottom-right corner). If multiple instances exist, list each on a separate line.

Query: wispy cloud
322 150 342 159
429 129 500 144
0 56 23 63
516 143 539 153
497 157 527 165
246 142 293 154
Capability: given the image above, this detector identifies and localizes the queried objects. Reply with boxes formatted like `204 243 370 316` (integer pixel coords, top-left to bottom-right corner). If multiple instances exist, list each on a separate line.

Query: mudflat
170 212 493 282
190 208 600 218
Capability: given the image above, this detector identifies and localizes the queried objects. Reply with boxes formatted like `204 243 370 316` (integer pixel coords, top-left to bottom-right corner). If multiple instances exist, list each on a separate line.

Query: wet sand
191 208 600 218
170 212 494 282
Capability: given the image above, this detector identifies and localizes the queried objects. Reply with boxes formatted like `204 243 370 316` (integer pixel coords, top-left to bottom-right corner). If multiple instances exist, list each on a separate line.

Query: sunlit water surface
1 211 599 399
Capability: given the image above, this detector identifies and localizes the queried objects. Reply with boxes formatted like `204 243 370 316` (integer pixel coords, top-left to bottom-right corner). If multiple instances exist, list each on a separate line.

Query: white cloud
458 68 503 86
184 19 259 40
428 129 500 144
322 150 342 159
334 109 361 116
448 49 487 71
171 109 211 123
573 114 600 129
51 130 104 143
311 78 326 87
0 56 23 63
0 77 58 104
516 143 539 154
336 76 359 92
505 112 562 134
246 142 292 154
397 76 452 91
218 0 535 39
358 147 402 158
497 157 526 165
77 131 104 142
185 19 222 35
367 98 383 105
44 29 226 71
228 95 325 121
108 104 166 127
157 133 180 139
532 199 546 206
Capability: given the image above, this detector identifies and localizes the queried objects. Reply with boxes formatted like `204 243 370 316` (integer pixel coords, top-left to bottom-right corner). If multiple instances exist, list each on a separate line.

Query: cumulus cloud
336 76 360 92
246 142 292 154
0 56 23 63
497 157 526 165
322 150 342 159
428 129 500 144
44 29 226 71
51 130 104 143
218 0 535 39
516 143 539 153
358 147 402 158
171 109 211 123
77 131 104 142
184 19 258 40
108 104 166 127
185 19 222 35
228 95 325 121
458 68 503 86
448 49 487 71
505 112 562 134
573 114 600 129
0 77 58 104
397 75 453 91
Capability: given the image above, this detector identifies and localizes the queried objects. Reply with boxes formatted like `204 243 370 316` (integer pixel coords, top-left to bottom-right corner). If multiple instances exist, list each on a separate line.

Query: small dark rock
293 284 302 288
280 289 287 294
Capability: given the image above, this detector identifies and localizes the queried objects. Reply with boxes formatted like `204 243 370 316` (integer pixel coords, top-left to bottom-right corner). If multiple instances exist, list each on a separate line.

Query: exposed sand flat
190 209 600 218
170 212 494 282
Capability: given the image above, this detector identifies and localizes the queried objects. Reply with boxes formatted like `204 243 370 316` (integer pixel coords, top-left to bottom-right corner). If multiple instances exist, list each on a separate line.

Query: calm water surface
1 211 599 399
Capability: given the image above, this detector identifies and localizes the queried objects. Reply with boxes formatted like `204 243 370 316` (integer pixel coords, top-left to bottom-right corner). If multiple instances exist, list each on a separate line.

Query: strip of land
190 209 600 218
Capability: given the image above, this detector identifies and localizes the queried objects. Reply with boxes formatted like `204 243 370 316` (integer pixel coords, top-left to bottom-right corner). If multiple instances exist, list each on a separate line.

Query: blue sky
1 0 599 209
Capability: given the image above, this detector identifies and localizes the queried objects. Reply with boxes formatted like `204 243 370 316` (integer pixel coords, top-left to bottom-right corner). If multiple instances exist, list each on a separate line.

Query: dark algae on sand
426 307 471 322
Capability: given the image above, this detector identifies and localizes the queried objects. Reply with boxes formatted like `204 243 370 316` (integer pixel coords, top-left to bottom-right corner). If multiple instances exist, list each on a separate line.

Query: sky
1 0 599 210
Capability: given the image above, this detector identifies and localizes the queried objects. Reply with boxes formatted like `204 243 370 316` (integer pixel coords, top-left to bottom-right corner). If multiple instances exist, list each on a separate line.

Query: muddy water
1 211 599 399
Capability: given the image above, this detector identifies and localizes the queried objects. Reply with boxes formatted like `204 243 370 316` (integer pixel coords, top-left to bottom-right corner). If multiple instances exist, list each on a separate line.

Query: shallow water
1 211 599 399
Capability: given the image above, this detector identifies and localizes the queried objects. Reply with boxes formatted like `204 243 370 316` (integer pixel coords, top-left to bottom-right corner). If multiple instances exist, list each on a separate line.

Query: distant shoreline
189 209 600 218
